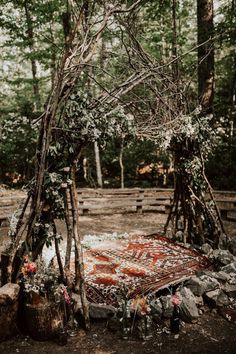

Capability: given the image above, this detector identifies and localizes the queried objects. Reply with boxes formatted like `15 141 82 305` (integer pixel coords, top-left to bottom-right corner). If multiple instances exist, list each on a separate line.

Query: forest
0 0 235 190
0 0 236 349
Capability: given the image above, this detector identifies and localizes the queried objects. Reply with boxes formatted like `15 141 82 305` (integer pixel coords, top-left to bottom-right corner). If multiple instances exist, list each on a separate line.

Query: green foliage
158 108 218 157
206 139 236 190
205 0 236 189
0 113 38 183
0 0 65 114
100 138 170 187
64 90 136 145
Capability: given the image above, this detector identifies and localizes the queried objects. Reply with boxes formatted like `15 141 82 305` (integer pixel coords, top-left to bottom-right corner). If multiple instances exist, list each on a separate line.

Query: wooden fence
1 188 236 225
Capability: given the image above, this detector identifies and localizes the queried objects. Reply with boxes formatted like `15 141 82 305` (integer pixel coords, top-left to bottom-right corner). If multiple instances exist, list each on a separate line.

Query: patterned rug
83 234 211 305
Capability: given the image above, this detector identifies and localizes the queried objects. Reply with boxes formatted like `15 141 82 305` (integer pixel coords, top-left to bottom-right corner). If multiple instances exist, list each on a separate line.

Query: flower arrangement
21 256 70 306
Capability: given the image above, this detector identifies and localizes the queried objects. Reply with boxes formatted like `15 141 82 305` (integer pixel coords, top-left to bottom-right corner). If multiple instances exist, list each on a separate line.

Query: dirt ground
0 311 235 354
0 213 236 353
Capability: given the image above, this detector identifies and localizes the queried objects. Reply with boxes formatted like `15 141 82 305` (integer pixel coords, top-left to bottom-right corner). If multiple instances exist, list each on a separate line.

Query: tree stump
24 300 64 341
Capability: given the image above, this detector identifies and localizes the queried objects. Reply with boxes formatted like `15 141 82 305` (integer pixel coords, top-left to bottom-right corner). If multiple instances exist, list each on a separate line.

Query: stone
212 249 220 258
179 287 199 323
216 291 231 307
221 262 236 274
185 276 206 296
194 296 204 307
0 283 20 305
0 283 20 341
211 271 231 283
204 289 231 307
160 295 173 318
89 303 117 319
215 250 234 266
204 289 220 307
203 288 231 307
199 275 220 292
223 283 236 299
201 243 213 255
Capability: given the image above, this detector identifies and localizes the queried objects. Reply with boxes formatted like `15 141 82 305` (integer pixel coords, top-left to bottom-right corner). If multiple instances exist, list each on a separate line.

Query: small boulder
89 303 117 319
218 250 235 265
215 250 234 266
200 275 220 292
217 291 231 307
223 283 236 299
201 243 213 255
0 283 20 341
0 283 20 305
204 289 220 307
179 287 199 323
204 289 231 307
204 289 230 307
194 295 204 307
221 262 236 274
185 276 206 296
211 271 231 283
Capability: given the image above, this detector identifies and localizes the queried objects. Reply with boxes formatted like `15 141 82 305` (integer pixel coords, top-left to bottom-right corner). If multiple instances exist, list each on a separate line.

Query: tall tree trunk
94 141 103 188
49 23 57 88
119 137 125 189
172 0 179 87
197 0 214 114
23 1 41 111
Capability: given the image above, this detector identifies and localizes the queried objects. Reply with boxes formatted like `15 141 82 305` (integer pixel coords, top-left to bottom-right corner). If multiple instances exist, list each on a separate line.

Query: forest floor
0 213 236 353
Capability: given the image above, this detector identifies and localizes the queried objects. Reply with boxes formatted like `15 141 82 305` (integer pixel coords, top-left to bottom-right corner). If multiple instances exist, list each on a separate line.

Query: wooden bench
215 199 236 208
1 188 236 221
0 214 11 226
78 200 170 215
219 207 236 221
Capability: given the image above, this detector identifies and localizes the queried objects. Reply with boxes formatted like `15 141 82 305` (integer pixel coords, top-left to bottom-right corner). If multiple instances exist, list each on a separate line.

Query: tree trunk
70 164 90 330
172 0 179 86
23 1 41 111
119 137 125 189
197 0 214 113
94 141 103 188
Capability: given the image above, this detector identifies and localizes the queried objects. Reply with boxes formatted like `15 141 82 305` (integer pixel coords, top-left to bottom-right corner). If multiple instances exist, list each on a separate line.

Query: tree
0 0 65 114
205 0 236 190
94 141 103 188
125 0 224 246
197 0 214 113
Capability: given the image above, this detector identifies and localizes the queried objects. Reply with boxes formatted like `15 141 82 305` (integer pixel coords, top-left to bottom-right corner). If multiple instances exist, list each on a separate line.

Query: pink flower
26 262 37 274
172 294 181 306
63 288 70 304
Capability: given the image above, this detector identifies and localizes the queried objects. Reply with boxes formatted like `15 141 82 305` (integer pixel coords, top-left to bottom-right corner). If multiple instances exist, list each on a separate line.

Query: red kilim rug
83 234 211 305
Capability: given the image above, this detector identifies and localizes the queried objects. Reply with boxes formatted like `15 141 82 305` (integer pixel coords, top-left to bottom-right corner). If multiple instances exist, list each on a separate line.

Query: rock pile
79 244 236 328
150 244 236 324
